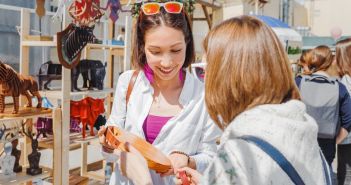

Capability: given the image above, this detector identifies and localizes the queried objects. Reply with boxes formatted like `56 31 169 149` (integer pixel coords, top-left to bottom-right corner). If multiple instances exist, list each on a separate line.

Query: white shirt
105 70 222 185
202 100 329 185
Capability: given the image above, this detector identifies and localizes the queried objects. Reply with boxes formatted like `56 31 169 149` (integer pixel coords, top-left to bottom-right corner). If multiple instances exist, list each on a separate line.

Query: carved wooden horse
0 61 42 114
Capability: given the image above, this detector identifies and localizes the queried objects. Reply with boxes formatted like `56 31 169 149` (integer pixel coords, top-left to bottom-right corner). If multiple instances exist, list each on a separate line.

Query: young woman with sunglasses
109 15 333 185
98 1 221 185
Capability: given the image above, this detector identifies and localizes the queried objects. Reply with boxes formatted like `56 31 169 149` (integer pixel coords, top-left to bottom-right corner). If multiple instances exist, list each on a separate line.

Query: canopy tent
253 15 302 45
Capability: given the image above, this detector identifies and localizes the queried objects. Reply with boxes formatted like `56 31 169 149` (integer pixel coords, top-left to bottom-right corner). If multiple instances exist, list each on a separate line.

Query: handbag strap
126 70 139 104
239 135 305 185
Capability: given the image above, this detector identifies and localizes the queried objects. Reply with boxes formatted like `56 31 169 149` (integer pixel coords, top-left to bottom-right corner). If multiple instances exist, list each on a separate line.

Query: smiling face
144 25 186 82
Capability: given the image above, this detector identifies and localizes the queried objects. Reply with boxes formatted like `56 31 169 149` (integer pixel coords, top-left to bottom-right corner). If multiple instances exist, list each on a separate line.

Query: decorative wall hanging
22 123 42 176
101 0 128 23
57 23 96 69
0 61 42 114
68 0 103 27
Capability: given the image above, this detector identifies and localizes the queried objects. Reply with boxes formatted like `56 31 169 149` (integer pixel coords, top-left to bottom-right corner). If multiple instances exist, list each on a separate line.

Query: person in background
298 49 313 75
295 45 351 168
110 15 333 185
336 38 351 185
98 1 221 184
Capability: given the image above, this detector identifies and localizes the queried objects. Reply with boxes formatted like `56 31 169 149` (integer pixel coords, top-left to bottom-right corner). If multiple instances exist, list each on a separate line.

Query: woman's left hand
114 143 153 185
160 152 189 177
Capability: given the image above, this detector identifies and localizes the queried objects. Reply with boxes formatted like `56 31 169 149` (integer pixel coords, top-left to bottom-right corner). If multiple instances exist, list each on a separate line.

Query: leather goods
105 126 171 173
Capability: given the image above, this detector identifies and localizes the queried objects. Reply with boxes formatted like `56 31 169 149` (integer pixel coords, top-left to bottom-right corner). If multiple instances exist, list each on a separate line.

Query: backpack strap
239 135 332 185
306 74 338 84
126 70 139 105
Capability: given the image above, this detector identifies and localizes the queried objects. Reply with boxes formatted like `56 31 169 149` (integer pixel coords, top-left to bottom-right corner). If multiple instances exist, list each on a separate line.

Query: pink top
143 114 173 144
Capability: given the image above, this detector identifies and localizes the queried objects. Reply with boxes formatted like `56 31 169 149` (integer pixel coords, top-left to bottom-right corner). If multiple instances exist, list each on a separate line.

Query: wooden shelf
0 107 52 121
0 167 52 185
39 132 99 150
21 40 56 47
86 43 124 50
40 88 114 99
22 40 124 50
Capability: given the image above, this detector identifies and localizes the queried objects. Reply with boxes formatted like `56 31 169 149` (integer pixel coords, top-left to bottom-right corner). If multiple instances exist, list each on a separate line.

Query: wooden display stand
13 5 132 184
0 108 57 185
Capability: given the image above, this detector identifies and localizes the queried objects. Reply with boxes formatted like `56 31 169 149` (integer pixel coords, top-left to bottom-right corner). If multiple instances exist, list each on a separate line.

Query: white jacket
105 70 222 185
202 100 329 185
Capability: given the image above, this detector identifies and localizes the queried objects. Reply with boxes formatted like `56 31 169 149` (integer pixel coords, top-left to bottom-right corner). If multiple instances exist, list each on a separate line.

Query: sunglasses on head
141 1 184 15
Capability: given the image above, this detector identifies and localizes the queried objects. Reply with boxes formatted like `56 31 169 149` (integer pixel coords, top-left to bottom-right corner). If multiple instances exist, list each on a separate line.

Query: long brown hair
203 15 300 130
336 38 351 76
309 45 333 73
298 49 312 74
131 8 195 70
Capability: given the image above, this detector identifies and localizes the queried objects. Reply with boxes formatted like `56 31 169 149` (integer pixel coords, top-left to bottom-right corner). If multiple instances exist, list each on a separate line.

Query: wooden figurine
11 132 22 173
0 61 42 114
37 61 62 90
0 142 15 177
71 60 106 91
22 123 42 176
0 124 5 140
36 0 46 18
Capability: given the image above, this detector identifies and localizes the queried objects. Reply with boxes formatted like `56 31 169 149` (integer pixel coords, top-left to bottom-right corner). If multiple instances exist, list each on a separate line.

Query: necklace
153 95 161 109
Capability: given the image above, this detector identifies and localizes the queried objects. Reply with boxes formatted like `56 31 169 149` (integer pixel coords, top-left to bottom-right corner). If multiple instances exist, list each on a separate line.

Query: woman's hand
175 167 202 185
336 127 349 144
98 126 114 153
115 142 153 185
160 152 189 177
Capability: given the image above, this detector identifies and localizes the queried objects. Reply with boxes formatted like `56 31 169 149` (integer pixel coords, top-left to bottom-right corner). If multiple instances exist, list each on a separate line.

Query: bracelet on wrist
170 151 190 165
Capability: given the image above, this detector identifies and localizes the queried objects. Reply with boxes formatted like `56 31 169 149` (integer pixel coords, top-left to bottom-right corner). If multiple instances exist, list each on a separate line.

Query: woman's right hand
98 126 114 153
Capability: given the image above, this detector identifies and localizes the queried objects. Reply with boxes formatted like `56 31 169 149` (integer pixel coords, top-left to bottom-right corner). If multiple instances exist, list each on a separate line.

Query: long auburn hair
309 45 334 73
298 49 313 74
336 38 351 76
203 15 300 130
131 8 195 70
